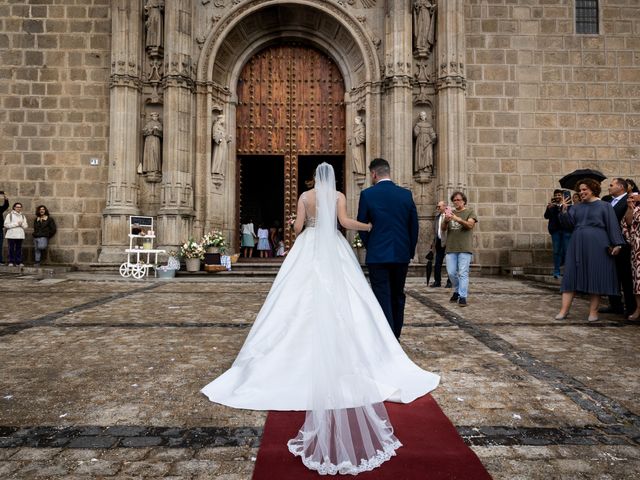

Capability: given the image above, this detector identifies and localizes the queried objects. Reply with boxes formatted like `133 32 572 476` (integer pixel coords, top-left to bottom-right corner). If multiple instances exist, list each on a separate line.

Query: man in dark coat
357 158 419 338
600 178 636 316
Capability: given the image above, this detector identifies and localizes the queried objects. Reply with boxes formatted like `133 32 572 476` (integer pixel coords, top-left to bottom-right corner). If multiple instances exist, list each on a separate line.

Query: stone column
158 0 195 246
99 0 143 262
384 0 414 187
435 0 467 199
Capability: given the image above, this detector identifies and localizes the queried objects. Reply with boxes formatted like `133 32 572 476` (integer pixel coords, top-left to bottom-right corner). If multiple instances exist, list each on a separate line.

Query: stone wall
465 0 640 268
0 0 111 264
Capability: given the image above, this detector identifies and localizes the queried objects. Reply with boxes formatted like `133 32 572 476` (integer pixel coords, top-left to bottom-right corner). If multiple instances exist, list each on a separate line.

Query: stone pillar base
157 212 194 246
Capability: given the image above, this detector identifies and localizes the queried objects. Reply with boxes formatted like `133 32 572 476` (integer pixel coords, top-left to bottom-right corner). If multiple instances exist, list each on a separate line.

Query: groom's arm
357 191 370 247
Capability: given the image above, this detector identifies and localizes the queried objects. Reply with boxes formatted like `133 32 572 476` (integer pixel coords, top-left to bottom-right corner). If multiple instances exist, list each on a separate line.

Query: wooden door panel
236 43 345 247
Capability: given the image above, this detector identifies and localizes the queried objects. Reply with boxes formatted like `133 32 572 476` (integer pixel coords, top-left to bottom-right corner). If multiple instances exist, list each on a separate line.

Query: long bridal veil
287 163 402 475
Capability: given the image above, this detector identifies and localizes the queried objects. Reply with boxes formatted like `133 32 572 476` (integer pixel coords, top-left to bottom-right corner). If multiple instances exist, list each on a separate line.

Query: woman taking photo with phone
3 202 28 267
555 179 625 321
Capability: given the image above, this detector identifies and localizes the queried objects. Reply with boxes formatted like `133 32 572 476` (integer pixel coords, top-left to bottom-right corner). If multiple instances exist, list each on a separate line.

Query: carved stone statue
142 112 162 174
350 116 366 175
413 0 436 57
144 0 164 52
211 115 230 175
413 111 436 174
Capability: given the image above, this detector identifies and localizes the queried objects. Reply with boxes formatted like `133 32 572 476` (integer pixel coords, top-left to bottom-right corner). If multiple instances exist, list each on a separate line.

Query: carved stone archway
194 1 382 249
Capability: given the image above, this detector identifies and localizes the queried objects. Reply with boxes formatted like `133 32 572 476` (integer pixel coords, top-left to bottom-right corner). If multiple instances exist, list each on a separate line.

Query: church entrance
236 43 346 250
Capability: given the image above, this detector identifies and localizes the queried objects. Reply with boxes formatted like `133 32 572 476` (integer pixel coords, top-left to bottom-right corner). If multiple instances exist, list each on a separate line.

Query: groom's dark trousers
357 180 419 339
368 264 409 338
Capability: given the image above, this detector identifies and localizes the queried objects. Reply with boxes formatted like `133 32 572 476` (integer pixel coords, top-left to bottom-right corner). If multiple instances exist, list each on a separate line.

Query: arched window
576 0 599 34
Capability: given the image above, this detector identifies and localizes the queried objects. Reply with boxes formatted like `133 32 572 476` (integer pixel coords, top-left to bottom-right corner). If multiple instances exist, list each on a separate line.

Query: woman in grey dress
555 178 625 321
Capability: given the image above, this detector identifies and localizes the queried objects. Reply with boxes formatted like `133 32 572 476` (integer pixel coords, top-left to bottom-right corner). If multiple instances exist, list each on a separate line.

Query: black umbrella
425 250 433 285
559 168 607 191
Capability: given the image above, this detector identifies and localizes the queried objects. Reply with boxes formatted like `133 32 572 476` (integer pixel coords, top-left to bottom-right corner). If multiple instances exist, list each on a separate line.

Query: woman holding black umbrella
555 178 626 321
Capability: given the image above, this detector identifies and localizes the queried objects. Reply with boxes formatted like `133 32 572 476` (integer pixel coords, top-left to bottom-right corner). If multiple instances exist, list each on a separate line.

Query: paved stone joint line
52 322 455 329
56 322 254 329
407 289 640 432
0 284 162 338
1 424 637 449
0 425 261 449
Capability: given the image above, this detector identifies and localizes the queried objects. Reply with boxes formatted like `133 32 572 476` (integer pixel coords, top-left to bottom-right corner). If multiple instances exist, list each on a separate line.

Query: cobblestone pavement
0 272 639 479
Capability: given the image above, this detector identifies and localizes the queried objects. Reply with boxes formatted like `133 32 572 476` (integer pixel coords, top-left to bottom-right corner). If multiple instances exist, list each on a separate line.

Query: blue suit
357 180 419 337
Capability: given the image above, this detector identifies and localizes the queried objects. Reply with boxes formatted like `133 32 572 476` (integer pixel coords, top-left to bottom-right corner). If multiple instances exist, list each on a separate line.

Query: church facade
1 1 638 268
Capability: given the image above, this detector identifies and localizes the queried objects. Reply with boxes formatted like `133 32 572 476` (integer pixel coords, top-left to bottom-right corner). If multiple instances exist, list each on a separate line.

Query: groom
357 158 419 338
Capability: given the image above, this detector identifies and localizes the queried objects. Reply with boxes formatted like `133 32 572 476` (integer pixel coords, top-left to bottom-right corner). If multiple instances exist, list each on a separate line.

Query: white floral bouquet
180 239 205 259
351 233 363 249
201 229 227 252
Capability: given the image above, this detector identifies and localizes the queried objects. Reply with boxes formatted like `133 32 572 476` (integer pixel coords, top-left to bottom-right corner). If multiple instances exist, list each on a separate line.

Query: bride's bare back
293 189 371 235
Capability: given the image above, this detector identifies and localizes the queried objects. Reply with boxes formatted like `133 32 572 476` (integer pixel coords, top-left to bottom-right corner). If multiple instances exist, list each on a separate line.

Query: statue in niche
211 115 230 175
142 112 163 175
413 111 436 175
413 0 436 57
350 116 366 175
144 0 164 52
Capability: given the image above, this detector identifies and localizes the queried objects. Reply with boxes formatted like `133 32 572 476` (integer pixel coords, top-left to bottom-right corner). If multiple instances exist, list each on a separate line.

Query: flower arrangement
201 229 227 253
286 213 297 230
180 239 205 259
166 250 180 270
351 233 363 249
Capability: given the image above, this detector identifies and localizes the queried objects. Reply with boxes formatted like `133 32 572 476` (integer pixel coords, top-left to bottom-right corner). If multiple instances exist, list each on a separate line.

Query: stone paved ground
0 271 639 479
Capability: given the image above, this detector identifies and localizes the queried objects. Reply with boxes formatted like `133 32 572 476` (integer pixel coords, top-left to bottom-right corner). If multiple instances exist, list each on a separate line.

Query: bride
202 163 440 475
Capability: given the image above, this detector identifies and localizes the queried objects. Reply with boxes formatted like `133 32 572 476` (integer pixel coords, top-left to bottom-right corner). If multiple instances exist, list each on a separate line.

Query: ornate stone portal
100 0 466 262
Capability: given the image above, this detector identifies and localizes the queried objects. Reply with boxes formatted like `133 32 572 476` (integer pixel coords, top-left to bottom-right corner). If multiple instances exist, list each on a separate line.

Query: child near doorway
257 223 271 258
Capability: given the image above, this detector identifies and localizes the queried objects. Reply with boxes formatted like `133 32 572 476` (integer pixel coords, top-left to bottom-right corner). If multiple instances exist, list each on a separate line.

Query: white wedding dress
202 163 440 475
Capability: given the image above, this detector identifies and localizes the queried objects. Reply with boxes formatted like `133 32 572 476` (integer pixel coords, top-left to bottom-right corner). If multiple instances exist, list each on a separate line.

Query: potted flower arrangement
156 249 180 279
180 239 205 272
201 229 227 254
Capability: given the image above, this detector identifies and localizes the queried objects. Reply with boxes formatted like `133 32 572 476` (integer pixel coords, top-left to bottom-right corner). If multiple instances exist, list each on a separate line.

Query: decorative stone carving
141 112 163 181
413 111 436 176
144 0 164 55
413 0 436 58
211 114 230 176
350 115 366 175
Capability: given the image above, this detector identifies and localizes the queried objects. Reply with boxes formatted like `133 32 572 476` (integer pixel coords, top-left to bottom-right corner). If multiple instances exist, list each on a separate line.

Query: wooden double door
236 43 346 249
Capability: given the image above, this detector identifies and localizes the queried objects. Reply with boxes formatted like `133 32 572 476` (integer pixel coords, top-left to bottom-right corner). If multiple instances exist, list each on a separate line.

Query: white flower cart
119 216 166 279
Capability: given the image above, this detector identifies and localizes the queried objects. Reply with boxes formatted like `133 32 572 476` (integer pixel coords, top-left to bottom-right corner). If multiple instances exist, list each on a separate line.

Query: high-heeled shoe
554 312 569 320
587 315 599 322
628 311 640 321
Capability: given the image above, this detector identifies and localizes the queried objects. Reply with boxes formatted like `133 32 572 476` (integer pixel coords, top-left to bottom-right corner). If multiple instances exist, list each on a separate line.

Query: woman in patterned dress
622 191 640 321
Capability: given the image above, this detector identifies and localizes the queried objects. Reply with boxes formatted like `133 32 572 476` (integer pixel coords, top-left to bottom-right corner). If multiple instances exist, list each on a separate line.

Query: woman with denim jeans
441 191 477 307
33 205 57 267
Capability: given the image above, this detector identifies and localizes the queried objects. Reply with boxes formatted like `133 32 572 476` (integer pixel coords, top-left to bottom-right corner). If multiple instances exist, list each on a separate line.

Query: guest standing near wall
32 205 57 267
600 178 636 317
622 191 640 321
0 192 9 264
555 179 625 322
544 189 573 279
3 202 27 267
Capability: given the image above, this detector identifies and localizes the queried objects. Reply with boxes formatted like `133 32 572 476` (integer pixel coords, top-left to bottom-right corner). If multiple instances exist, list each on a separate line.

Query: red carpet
252 394 492 479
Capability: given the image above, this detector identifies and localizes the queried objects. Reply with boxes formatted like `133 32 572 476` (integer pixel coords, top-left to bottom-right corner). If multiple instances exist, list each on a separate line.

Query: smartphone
444 206 453 216
562 191 571 202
